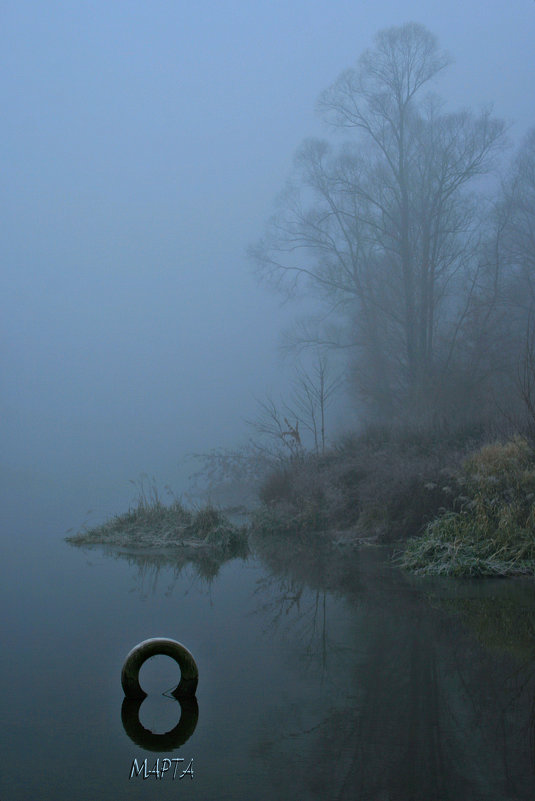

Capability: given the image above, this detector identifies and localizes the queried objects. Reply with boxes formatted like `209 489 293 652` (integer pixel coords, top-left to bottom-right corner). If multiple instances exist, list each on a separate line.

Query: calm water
2 510 535 799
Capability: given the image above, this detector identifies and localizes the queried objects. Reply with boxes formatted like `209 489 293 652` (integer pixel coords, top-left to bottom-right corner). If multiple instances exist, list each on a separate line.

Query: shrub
253 421 484 541
400 437 535 576
258 465 295 506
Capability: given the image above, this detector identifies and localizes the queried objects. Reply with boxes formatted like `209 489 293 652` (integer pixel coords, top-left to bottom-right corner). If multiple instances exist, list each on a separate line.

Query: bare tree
470 128 535 421
497 129 535 309
291 355 344 454
517 310 535 444
247 395 304 459
251 22 506 422
247 355 343 457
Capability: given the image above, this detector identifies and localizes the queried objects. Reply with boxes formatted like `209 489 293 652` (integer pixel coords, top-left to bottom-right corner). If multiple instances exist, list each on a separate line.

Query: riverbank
249 427 535 577
66 427 535 578
399 436 535 576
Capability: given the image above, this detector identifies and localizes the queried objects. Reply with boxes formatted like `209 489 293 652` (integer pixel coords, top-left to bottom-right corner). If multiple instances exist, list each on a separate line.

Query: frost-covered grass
399 437 535 576
66 433 535 579
66 495 248 557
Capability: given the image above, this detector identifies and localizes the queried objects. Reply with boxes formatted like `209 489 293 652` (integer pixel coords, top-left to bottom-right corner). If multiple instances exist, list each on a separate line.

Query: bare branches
250 22 506 421
318 23 450 132
291 356 345 454
247 355 344 457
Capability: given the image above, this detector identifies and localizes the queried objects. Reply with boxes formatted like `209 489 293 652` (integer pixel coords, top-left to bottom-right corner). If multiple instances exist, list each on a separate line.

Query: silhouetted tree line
251 22 535 429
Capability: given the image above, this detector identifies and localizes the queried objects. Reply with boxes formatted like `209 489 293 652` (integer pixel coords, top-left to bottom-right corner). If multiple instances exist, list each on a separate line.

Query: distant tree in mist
291 355 344 454
247 354 343 457
497 130 535 309
480 129 535 427
251 22 507 425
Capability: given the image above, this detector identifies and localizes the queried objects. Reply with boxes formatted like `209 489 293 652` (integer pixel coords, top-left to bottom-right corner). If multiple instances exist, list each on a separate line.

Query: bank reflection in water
105 544 535 800
250 546 535 801
121 695 199 752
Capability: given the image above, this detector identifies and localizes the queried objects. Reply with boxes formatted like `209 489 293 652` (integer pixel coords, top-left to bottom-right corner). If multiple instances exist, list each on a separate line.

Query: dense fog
1 0 534 531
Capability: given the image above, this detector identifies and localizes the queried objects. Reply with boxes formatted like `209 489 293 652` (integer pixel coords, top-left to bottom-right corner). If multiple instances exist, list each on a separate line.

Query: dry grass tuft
66 482 248 559
400 437 535 576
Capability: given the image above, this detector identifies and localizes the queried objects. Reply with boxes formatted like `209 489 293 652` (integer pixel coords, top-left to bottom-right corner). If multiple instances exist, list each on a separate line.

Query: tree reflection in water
250 545 535 801
92 540 535 799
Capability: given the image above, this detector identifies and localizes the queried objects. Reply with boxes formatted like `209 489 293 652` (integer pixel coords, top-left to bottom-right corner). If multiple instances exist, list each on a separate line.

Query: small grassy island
66 494 248 562
66 427 535 579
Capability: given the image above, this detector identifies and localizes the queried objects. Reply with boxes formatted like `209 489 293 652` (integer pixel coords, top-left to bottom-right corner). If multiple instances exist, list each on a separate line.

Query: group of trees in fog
251 22 535 429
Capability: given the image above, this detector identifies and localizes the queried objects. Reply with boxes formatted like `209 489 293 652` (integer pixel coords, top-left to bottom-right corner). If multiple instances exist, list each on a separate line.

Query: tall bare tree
251 22 505 421
497 129 535 309
478 129 535 424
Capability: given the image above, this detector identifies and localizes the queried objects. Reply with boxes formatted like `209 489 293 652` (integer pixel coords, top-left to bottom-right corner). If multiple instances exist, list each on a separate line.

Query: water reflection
83 540 535 799
99 543 242 599
250 545 535 800
121 696 199 752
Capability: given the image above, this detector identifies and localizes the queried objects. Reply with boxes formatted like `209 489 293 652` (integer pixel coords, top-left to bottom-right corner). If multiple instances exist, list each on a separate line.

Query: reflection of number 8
121 695 199 751
120 638 199 751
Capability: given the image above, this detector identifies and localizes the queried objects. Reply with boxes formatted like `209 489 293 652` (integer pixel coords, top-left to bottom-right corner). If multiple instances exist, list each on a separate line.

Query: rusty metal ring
121 637 199 699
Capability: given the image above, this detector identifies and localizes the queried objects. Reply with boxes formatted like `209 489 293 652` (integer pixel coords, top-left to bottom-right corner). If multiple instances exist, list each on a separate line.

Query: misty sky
1 0 534 526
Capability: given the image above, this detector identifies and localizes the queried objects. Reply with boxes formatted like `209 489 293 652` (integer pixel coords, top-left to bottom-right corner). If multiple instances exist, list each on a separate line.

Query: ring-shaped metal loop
121 637 199 699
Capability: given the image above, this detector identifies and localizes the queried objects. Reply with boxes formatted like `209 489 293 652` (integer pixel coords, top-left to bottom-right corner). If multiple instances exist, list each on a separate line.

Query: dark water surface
2 513 535 800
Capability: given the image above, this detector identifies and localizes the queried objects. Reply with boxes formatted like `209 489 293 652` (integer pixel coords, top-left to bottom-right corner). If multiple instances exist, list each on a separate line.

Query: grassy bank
67 495 248 560
399 437 535 576
250 423 484 543
67 426 535 578
250 425 535 577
